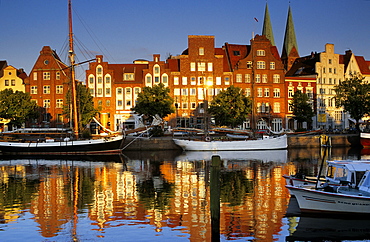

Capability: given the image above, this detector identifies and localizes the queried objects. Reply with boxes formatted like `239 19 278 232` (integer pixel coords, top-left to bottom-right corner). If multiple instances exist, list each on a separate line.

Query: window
146 75 152 84
191 102 196 109
174 77 179 85
288 88 294 98
43 99 50 108
98 77 102 84
182 77 187 85
245 74 251 83
233 51 240 56
182 88 188 96
270 62 275 70
273 88 280 98
245 88 251 97
255 74 261 83
124 73 134 80
208 63 213 72
10 80 15 86
236 74 242 83
117 88 123 95
125 88 131 95
4 80 9 86
262 74 267 83
117 100 123 106
106 88 111 95
89 77 94 84
105 76 111 83
33 72 37 80
264 88 270 97
257 50 265 56
257 61 265 69
182 102 188 109
257 88 263 97
174 88 180 96
43 85 50 94
154 66 160 74
274 102 280 113
56 99 63 108
98 100 102 106
97 67 102 74
56 85 63 94
155 77 160 83
43 72 50 80
190 88 196 95
97 88 103 95
224 77 230 85
247 61 252 69
162 75 168 84
198 62 206 71
273 74 280 83
56 72 60 80
329 59 332 64
191 77 196 85
199 47 204 55
216 77 221 85
31 86 37 94
190 62 196 71
134 87 140 94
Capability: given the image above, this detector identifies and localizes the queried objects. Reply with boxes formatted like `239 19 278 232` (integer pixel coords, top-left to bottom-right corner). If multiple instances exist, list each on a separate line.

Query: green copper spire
262 3 275 46
282 6 299 58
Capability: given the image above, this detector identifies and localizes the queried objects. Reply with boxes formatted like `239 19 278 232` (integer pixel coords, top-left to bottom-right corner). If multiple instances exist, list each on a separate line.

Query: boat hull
173 135 287 151
361 132 370 148
0 135 124 155
286 185 370 214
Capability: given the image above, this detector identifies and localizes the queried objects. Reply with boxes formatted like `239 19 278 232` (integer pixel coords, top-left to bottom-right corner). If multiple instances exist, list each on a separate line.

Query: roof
286 52 320 76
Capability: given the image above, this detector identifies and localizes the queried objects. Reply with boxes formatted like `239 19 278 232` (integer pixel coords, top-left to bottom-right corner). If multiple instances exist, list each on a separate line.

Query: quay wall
121 134 361 151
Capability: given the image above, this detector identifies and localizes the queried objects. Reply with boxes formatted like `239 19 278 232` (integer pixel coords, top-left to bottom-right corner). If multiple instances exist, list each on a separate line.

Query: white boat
284 159 370 188
173 134 287 151
286 169 370 214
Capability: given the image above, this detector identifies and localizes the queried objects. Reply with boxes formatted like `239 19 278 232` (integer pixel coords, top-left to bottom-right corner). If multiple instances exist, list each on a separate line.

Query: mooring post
210 155 221 242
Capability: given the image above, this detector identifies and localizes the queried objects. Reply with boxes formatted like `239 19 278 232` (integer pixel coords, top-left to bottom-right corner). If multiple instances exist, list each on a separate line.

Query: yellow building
0 65 26 92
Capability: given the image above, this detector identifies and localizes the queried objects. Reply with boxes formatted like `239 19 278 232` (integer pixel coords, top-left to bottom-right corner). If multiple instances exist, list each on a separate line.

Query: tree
334 74 370 131
0 89 39 128
63 82 98 128
291 90 315 129
208 86 252 128
131 83 175 123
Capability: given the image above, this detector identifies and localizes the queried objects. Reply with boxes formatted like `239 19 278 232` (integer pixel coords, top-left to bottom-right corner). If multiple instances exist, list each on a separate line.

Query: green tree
334 74 370 131
63 82 98 128
0 89 39 128
208 86 252 128
291 90 315 129
131 83 175 123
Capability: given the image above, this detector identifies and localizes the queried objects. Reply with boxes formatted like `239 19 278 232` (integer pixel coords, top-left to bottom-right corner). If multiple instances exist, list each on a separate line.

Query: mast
68 0 79 138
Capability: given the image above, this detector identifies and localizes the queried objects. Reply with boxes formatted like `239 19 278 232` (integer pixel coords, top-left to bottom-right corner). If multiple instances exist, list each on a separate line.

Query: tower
281 6 299 71
262 3 275 46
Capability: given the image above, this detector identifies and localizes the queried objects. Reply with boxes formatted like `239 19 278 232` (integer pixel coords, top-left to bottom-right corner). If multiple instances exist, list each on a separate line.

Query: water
0 147 369 241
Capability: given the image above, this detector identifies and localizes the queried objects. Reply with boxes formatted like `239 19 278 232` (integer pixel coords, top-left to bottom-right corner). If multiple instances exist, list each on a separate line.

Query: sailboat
0 0 124 155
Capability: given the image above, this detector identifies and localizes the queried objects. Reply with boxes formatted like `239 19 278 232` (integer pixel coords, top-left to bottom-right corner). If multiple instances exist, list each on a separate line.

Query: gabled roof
355 56 370 75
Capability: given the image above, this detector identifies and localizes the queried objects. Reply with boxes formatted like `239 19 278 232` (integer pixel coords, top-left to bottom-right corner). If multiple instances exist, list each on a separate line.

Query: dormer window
233 51 240 56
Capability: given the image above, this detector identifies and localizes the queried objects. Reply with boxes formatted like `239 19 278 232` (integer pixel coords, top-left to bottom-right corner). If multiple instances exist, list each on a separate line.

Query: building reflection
0 148 355 240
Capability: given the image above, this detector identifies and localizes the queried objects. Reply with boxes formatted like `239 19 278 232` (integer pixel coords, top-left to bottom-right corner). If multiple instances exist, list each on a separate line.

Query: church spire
281 6 299 71
262 3 275 46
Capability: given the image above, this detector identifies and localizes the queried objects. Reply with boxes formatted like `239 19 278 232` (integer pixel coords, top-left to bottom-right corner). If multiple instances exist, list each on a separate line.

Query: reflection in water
0 147 368 241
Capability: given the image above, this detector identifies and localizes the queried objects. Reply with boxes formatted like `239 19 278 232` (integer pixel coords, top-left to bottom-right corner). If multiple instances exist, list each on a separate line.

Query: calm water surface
0 147 369 241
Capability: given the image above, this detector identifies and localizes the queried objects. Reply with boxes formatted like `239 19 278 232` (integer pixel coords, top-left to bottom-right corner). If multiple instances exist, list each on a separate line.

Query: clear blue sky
1 0 370 80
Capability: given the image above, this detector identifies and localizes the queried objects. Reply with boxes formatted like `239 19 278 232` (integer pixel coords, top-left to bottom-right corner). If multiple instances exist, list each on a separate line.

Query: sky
1 0 370 80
